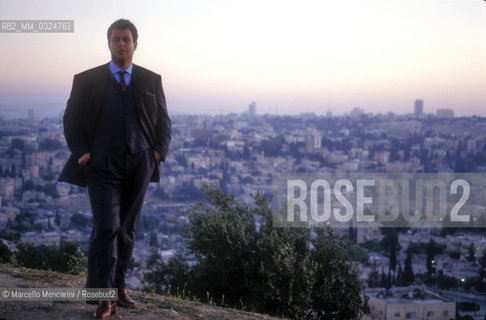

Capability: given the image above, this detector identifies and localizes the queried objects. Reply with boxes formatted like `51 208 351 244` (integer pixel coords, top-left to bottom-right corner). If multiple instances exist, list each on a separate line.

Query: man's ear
134 42 138 51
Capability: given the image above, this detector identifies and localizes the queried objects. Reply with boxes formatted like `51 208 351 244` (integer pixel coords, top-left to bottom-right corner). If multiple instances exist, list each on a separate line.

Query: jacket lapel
131 64 145 111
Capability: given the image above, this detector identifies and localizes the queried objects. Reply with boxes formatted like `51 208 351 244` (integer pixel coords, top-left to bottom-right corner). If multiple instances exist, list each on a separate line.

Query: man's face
108 28 137 67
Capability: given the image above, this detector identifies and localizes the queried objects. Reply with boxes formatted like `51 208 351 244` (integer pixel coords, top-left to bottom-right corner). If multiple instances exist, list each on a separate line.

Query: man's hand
153 150 162 162
78 153 90 167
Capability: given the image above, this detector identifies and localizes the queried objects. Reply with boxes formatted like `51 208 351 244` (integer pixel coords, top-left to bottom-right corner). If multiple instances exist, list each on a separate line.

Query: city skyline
0 98 463 120
1 0 485 116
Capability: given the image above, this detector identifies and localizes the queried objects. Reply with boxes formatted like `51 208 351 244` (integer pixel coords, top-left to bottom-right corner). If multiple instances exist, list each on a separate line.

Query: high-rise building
414 99 423 118
248 101 256 117
28 109 37 123
350 107 364 119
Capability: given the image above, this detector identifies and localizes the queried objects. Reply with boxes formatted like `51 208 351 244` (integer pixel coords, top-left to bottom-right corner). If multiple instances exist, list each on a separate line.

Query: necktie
118 71 127 92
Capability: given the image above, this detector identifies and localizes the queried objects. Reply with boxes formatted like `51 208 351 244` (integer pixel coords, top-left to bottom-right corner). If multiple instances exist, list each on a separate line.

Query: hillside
0 264 284 320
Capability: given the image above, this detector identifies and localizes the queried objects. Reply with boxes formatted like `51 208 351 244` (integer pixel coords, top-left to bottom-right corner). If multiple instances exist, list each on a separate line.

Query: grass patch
9 269 64 284
156 300 175 309
0 264 83 286
172 303 200 316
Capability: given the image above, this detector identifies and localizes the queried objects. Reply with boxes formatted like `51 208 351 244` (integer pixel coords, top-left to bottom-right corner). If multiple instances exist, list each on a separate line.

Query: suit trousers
84 147 155 289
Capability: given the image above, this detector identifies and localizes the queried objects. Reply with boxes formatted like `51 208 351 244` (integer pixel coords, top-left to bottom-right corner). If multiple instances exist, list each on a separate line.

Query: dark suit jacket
58 62 172 187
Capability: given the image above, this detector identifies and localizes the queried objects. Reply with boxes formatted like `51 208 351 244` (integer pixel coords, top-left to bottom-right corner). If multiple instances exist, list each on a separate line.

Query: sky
0 0 485 117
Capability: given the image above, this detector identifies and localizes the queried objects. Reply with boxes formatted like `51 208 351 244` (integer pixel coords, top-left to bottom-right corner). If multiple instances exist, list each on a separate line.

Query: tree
22 180 35 191
449 250 461 260
149 231 158 247
480 250 485 281
10 138 24 150
380 228 400 273
436 270 459 290
42 183 59 198
386 269 392 289
260 135 286 157
153 186 169 200
55 211 61 227
145 185 367 319
367 259 381 288
146 251 162 270
348 244 369 264
467 242 475 262
426 239 437 276
70 213 90 229
396 263 403 285
144 249 189 295
380 267 387 287
172 182 204 201
13 241 86 274
402 251 414 285
183 186 262 311
0 241 11 263
38 138 63 151
310 228 365 319
136 215 160 240
474 249 486 292
10 164 16 177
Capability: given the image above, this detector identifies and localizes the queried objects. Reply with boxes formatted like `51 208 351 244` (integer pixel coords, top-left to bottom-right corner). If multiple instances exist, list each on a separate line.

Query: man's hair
107 19 138 42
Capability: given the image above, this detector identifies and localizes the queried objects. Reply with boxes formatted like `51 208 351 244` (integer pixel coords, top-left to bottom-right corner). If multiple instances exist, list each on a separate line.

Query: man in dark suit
59 19 171 319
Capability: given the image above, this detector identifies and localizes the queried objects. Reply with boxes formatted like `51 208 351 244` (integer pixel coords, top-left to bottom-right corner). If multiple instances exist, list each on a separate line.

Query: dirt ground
0 264 283 320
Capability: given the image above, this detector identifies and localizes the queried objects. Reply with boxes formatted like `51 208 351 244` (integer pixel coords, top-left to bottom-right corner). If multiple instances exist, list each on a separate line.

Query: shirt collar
109 61 133 76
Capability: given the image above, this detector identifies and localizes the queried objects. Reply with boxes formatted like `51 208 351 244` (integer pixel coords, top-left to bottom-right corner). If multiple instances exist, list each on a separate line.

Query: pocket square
143 91 155 97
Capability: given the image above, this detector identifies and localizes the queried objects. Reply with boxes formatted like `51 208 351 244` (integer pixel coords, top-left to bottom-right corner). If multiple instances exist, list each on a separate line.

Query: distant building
375 151 390 165
30 166 40 179
351 107 365 119
0 178 15 198
414 99 424 118
436 108 454 119
305 129 322 148
466 138 476 153
366 286 455 320
447 234 486 258
21 190 45 202
27 109 37 123
357 226 383 244
248 101 256 117
0 207 19 229
61 229 86 243
193 177 220 189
